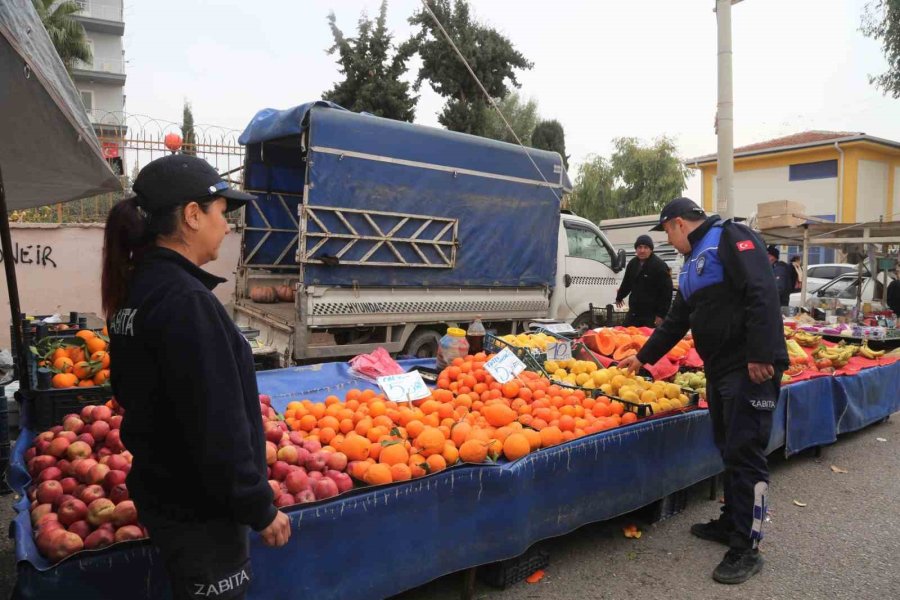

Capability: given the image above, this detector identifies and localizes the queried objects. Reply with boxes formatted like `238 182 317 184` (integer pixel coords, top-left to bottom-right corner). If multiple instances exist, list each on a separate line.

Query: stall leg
460 567 477 600
708 474 720 500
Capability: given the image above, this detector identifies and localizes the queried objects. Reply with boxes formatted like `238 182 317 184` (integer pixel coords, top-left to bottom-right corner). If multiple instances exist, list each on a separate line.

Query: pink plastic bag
349 348 404 379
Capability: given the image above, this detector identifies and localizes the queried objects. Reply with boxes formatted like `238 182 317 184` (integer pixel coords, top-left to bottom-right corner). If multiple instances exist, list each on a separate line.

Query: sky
121 0 898 200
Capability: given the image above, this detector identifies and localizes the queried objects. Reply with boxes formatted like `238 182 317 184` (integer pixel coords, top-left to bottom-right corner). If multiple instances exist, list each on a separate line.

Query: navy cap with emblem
132 154 255 213
650 197 706 231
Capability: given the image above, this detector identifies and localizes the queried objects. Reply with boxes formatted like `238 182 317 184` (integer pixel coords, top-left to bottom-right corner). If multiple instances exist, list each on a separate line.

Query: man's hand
748 362 774 384
616 300 625 309
618 355 643 374
654 316 664 327
260 511 291 547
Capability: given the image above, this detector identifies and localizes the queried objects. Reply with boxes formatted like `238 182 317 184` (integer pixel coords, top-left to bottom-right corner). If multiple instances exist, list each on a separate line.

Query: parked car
804 263 870 292
790 271 896 309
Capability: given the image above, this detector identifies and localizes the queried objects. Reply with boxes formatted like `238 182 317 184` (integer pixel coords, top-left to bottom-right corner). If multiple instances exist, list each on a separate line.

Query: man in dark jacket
615 234 673 327
768 246 792 307
888 265 900 315
620 197 788 585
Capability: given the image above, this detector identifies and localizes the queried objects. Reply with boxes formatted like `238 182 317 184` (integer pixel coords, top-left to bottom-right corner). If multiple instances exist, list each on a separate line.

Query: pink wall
0 223 242 347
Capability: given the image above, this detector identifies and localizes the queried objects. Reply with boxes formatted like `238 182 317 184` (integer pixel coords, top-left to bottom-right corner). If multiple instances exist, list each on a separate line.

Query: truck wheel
404 329 442 358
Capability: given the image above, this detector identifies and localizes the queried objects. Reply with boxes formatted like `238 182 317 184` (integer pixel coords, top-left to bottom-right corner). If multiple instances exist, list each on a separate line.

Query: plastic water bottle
466 317 486 354
436 327 469 370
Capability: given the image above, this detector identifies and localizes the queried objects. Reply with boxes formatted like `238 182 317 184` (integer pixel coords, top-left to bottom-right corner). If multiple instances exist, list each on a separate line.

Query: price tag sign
547 341 572 361
543 322 576 334
484 348 526 384
377 372 431 403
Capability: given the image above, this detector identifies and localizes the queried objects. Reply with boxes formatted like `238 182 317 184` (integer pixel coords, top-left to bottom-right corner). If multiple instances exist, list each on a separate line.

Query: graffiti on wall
0 243 57 268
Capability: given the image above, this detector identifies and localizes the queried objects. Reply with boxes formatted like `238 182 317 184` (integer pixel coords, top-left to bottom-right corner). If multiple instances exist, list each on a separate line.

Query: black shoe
690 518 733 546
713 548 764 584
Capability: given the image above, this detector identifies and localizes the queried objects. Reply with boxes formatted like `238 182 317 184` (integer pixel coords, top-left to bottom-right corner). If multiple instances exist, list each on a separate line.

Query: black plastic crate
19 386 113 432
0 440 10 495
639 488 689 524
478 547 549 590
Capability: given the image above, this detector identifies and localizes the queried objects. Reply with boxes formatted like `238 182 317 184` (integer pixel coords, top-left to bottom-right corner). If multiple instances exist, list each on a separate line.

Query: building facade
688 131 900 226
72 0 126 174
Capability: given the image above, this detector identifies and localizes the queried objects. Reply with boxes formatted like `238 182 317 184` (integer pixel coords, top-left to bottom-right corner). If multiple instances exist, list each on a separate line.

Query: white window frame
79 89 94 111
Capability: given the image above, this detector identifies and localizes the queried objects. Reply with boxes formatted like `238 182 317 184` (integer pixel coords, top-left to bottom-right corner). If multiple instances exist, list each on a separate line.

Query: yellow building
687 131 900 226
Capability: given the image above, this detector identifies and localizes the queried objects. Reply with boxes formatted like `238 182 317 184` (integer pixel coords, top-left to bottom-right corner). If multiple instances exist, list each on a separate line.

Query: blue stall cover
10 412 722 600
239 102 569 288
11 362 899 599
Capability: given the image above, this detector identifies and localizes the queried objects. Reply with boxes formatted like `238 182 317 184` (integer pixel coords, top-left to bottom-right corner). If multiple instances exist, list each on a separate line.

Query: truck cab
552 213 626 327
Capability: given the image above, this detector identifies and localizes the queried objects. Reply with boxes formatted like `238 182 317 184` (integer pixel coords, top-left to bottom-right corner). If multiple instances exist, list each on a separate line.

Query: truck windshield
565 225 613 268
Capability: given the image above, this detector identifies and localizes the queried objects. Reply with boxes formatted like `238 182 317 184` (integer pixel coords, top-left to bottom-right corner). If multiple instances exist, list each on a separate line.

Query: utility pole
715 0 741 220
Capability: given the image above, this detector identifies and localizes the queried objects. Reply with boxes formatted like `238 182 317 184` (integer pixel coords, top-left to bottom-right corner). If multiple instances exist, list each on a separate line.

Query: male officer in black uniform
620 197 788 585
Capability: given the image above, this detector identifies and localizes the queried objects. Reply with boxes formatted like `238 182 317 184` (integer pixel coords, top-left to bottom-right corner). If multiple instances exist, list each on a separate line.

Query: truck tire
404 329 442 359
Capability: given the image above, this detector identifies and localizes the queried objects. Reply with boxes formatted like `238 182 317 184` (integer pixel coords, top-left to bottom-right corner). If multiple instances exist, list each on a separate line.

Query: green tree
181 101 197 156
531 120 569 170
323 1 417 121
568 155 619 223
482 92 539 144
32 0 92 71
861 1 900 97
569 137 689 221
407 0 532 135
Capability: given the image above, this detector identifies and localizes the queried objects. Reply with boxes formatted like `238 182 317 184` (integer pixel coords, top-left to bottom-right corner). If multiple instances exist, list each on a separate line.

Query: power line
418 0 561 203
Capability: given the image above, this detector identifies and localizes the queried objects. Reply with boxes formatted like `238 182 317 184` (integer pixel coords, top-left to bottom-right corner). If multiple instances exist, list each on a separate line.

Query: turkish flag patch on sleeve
736 240 755 252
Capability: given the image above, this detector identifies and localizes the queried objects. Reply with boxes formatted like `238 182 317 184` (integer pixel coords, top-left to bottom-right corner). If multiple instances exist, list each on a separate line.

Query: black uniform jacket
637 217 789 378
110 247 276 531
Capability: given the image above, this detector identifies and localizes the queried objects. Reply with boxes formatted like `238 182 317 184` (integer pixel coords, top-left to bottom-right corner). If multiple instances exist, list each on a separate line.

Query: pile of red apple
25 402 145 563
259 394 353 507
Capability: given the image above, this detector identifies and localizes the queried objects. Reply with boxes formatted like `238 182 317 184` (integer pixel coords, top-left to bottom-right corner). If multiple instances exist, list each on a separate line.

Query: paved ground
394 415 900 600
0 416 896 599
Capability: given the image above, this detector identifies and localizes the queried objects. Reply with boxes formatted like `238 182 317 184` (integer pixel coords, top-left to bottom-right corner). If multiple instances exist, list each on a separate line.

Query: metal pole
716 0 737 220
0 164 25 383
800 226 809 305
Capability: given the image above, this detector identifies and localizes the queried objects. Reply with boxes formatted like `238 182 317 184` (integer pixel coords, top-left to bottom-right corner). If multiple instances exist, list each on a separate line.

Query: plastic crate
588 303 629 328
478 547 549 589
484 334 547 373
638 487 689 524
19 386 113 432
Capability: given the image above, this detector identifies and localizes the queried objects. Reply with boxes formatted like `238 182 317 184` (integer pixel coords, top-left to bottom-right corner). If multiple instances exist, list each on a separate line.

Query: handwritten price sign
377 372 431 403
547 341 572 361
484 348 526 384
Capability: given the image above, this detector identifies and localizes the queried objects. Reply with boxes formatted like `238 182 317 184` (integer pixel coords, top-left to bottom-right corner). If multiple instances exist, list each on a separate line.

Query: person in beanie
615 234 673 327
619 197 787 585
767 246 792 307
102 154 291 599
789 255 803 292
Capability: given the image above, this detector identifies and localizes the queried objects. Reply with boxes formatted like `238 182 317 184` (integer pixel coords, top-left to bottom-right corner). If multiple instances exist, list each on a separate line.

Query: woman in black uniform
102 154 291 599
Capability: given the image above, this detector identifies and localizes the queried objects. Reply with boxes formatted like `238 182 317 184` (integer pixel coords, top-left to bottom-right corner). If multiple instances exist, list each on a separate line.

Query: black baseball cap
650 197 706 231
132 154 255 213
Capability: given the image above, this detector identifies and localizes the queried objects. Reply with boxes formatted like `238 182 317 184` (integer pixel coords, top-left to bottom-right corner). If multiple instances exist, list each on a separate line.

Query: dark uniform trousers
140 509 252 600
706 367 781 550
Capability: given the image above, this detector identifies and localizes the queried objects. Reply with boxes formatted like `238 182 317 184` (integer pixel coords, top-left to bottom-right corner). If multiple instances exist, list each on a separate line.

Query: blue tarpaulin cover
9 361 899 599
239 102 568 288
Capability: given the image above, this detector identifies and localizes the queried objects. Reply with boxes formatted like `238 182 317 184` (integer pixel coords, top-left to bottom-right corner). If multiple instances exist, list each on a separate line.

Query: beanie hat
635 234 654 251
767 245 780 259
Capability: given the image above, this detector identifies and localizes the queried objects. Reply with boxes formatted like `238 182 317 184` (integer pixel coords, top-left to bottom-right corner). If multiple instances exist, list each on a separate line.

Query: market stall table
8 359 900 599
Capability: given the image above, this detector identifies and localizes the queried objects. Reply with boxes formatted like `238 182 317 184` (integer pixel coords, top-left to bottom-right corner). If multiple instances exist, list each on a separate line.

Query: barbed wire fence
10 112 246 224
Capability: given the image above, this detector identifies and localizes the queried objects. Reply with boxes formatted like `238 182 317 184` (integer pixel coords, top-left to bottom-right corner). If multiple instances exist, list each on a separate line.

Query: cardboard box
757 200 806 219
757 214 806 230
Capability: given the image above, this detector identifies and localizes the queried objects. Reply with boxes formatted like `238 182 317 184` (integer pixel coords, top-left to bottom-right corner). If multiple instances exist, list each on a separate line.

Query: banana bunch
859 341 885 360
813 345 854 368
785 339 808 360
794 331 823 348
784 326 796 338
836 341 860 356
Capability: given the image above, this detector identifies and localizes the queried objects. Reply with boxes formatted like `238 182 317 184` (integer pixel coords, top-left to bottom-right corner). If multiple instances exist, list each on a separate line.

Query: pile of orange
37 329 111 389
278 352 643 486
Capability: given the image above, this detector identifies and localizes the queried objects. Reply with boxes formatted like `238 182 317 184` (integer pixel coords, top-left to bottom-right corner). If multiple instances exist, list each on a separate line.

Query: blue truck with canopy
233 101 625 365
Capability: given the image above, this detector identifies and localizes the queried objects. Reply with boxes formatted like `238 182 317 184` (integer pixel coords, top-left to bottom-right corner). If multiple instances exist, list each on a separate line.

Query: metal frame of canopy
761 217 900 311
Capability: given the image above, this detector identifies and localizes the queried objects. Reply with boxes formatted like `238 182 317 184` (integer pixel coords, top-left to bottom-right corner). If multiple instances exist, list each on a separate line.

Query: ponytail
101 197 151 322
